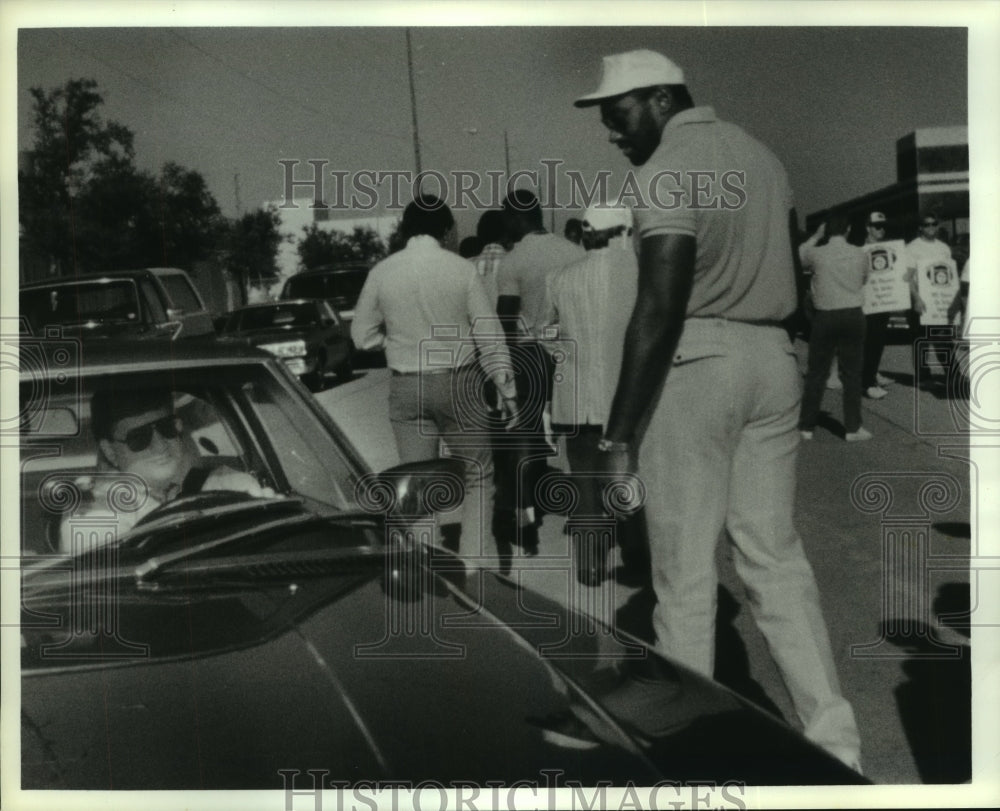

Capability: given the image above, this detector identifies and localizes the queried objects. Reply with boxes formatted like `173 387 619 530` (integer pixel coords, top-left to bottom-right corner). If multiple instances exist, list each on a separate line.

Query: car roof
231 299 317 311
287 263 371 276
18 339 271 380
20 268 191 290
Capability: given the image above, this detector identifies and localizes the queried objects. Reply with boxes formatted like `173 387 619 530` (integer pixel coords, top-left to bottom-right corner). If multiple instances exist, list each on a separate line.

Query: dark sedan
219 299 352 389
17 341 867 791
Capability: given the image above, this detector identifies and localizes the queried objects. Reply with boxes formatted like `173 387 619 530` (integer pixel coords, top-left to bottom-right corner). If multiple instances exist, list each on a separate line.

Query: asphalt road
317 340 976 785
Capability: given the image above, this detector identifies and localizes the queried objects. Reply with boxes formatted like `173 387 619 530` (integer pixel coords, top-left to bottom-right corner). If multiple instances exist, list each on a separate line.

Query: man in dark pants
495 190 584 553
798 215 871 441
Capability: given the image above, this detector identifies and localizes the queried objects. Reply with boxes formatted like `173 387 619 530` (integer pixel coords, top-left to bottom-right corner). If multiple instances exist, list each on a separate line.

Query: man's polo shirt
800 235 867 310
496 232 585 337
351 235 511 378
633 106 797 323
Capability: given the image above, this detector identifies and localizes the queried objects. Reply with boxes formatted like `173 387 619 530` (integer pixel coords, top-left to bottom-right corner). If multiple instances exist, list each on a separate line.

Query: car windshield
236 303 319 330
21 281 142 329
284 269 368 302
20 360 362 558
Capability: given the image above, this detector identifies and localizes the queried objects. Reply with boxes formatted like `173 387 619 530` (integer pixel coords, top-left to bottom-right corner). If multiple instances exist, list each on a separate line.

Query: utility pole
503 129 510 179
233 171 242 217
405 29 423 179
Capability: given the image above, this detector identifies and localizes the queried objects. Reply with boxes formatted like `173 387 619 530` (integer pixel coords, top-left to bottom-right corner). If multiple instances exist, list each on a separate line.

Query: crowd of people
346 48 975 774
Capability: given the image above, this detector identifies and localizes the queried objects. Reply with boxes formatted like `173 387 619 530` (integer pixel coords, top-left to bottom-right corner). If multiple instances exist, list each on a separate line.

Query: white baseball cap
582 204 633 232
574 49 685 108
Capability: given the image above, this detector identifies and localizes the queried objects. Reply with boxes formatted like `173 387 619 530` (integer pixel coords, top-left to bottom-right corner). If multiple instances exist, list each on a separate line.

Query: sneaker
845 427 873 442
800 430 814 440
826 376 843 391
865 386 888 400
876 373 892 387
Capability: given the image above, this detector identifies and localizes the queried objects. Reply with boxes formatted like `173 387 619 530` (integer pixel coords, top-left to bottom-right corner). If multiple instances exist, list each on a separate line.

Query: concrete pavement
317 340 975 785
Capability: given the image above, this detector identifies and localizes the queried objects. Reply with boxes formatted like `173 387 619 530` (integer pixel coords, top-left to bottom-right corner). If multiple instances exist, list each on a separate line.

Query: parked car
280 263 371 327
218 299 352 390
20 268 214 340
16 341 869 791
280 263 385 367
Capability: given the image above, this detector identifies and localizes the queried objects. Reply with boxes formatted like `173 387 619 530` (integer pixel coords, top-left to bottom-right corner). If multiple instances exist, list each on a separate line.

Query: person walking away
352 195 518 570
798 216 871 441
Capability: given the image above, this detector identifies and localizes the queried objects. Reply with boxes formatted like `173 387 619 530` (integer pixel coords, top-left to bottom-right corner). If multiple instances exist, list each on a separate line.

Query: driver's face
101 405 186 490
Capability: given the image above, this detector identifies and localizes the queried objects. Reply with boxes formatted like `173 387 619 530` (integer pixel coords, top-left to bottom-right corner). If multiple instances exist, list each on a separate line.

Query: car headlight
259 340 307 358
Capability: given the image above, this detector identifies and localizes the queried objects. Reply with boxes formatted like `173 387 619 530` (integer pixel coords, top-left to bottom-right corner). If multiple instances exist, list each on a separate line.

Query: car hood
21 511 864 789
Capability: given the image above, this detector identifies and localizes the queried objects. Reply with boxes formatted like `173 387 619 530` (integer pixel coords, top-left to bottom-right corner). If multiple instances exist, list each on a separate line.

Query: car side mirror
356 458 466 602
358 458 465 519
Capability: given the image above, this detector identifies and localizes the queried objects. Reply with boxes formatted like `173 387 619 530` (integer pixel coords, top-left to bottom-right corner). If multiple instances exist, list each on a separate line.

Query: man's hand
203 466 277 498
596 440 643 515
499 396 522 431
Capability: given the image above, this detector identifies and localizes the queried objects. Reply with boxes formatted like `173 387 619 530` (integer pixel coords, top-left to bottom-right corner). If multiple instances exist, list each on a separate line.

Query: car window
240 378 353 508
283 275 328 300
139 279 168 322
20 362 360 556
158 273 203 312
237 303 318 331
20 281 141 329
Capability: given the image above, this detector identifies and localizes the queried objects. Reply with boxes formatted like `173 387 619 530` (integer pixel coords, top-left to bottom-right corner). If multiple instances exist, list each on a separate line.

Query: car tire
334 351 353 382
306 353 327 392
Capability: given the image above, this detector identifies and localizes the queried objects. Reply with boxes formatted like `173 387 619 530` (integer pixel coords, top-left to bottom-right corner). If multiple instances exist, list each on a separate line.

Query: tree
225 206 286 288
297 224 387 269
146 162 226 269
19 78 135 275
20 78 226 275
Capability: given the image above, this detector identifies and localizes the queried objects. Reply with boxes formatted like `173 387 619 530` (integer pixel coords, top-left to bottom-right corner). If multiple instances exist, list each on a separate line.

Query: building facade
805 126 968 246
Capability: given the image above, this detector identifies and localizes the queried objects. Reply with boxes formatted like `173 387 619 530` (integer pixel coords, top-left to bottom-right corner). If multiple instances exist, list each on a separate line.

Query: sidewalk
318 341 974 784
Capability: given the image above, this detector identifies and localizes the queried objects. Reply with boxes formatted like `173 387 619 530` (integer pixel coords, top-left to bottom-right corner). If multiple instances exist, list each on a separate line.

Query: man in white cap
541 204 648 587
574 49 861 770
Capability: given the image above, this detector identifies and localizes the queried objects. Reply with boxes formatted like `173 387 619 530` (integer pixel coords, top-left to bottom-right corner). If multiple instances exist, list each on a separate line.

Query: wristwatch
597 437 630 453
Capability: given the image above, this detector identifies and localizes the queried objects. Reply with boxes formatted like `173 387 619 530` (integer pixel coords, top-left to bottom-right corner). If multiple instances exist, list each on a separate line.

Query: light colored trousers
639 318 861 765
388 367 494 562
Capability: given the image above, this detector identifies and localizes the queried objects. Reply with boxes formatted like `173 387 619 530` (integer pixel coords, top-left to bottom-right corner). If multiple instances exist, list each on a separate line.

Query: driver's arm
199 466 276 498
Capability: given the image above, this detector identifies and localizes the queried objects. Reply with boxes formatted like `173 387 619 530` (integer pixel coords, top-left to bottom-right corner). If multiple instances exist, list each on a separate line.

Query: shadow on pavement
889 582 971 783
613 583 787 724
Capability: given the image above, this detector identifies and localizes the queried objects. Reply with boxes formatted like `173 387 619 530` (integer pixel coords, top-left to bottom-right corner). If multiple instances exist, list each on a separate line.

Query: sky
8 6 979 241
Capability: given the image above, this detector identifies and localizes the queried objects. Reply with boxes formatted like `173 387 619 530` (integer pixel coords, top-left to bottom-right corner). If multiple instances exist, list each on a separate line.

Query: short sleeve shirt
633 107 797 322
496 232 585 336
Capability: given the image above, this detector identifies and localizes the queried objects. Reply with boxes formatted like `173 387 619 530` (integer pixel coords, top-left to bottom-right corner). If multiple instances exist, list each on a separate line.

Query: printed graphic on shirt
862 240 909 314
916 257 960 326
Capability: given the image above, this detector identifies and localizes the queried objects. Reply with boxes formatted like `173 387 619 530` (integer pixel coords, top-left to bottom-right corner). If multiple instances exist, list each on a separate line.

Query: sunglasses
922 220 938 227
113 415 181 452
869 223 886 229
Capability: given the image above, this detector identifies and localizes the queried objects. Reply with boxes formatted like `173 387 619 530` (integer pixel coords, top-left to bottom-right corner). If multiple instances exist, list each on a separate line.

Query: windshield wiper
134 511 320 583
122 496 305 548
